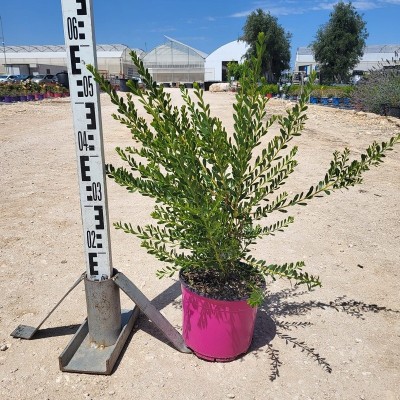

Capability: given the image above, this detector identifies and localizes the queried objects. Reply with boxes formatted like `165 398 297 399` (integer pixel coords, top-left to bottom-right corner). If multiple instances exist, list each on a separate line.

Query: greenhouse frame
142 36 208 85
0 44 144 79
294 45 400 76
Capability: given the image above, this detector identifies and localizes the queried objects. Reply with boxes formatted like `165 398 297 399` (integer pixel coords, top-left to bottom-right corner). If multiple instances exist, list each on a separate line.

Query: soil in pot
180 264 264 300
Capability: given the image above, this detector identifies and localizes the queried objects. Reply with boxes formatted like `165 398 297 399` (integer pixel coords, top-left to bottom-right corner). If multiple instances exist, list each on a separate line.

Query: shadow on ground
250 286 399 380
19 279 399 380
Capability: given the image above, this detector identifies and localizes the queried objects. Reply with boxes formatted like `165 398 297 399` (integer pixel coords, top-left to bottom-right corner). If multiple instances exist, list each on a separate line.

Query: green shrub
351 57 400 114
88 34 399 305
264 83 279 95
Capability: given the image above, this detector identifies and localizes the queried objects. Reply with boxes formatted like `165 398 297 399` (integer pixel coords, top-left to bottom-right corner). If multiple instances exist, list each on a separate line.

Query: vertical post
0 16 7 74
60 0 121 346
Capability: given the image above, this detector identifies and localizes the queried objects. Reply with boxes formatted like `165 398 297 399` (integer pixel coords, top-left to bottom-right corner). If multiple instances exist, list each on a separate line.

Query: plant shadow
133 280 398 379
251 286 399 381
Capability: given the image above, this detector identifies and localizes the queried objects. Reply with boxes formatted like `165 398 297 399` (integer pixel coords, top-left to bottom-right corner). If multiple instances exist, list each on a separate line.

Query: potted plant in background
18 81 28 102
30 81 41 100
0 83 5 102
9 83 20 102
264 83 278 99
43 83 53 98
88 33 400 361
52 83 64 98
309 86 320 104
2 83 13 103
342 85 353 108
319 85 329 105
331 88 341 107
288 84 303 101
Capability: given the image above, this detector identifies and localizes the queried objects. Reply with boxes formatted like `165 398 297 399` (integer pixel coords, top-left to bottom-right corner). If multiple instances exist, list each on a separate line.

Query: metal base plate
10 325 38 340
59 308 139 374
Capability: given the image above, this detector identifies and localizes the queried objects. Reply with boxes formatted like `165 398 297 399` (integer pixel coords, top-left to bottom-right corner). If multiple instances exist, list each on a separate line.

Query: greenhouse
142 36 207 85
0 44 144 79
294 44 400 75
205 40 249 82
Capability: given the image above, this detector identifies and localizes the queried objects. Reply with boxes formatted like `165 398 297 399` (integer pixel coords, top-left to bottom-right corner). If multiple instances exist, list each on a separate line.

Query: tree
241 9 291 83
311 1 368 83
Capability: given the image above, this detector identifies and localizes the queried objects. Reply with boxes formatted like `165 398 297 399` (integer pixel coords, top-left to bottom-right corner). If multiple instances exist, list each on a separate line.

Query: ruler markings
61 0 113 280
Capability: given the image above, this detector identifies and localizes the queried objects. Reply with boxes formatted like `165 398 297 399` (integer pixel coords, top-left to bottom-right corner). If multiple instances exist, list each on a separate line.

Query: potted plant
36 83 46 100
288 84 302 101
264 83 278 98
30 81 40 100
9 83 20 102
318 85 329 105
17 82 27 102
1 82 11 102
342 85 353 107
43 83 53 98
52 83 63 98
0 83 5 102
330 88 341 107
23 80 35 101
309 86 320 104
88 34 400 361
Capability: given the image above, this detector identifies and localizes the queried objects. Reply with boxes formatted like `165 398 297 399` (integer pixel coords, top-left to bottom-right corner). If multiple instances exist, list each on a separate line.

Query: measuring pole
61 0 112 281
58 1 189 374
61 0 121 349
12 0 188 374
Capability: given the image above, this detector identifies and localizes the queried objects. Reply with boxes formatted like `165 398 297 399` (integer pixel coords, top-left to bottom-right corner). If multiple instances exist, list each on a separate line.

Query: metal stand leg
113 272 191 354
10 273 85 340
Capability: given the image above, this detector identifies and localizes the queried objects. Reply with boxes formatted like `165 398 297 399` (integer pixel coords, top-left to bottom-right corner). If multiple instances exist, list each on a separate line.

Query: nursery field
0 91 399 400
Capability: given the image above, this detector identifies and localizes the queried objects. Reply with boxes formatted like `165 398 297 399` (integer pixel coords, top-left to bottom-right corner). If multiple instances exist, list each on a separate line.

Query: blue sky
1 1 399 67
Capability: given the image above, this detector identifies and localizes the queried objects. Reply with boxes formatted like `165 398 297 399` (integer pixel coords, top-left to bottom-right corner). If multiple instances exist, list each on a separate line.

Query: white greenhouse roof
144 36 207 61
206 40 249 62
164 36 208 59
4 44 144 59
297 45 400 56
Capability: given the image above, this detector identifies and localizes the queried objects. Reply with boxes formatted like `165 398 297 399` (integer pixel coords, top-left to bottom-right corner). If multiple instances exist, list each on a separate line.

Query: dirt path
1 92 399 400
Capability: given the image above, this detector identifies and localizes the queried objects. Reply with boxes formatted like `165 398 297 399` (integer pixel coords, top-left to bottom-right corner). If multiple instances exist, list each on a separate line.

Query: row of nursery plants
286 84 353 99
261 84 353 107
259 83 353 106
0 82 69 102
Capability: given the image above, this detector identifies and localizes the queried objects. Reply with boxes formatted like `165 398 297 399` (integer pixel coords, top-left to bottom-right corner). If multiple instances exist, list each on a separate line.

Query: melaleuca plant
88 33 399 306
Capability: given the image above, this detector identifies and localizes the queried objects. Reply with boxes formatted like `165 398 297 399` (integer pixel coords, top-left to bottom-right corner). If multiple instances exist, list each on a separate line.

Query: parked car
13 74 33 82
0 75 18 82
31 74 56 84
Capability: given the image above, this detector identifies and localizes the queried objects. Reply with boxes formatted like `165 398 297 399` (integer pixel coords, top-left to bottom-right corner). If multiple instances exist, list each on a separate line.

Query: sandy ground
0 90 399 400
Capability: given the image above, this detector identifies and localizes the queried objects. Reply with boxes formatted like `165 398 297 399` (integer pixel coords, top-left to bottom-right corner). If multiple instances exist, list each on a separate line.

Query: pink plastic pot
180 281 258 361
